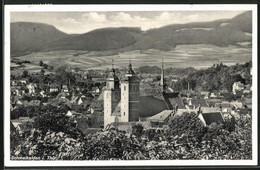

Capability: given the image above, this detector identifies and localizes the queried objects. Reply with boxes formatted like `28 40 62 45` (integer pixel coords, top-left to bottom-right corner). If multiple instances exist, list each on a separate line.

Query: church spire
125 60 135 76
160 58 165 92
112 59 114 69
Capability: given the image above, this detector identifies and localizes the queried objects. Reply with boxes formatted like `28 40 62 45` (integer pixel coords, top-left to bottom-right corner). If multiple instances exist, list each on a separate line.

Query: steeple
125 60 135 77
160 59 165 92
106 59 119 89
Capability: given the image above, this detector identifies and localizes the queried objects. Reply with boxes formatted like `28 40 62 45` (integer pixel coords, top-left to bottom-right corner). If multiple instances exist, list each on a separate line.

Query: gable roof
201 112 224 125
173 109 189 117
201 107 220 113
199 107 224 126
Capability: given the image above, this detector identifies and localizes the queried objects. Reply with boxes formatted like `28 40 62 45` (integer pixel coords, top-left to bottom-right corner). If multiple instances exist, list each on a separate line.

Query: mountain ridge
11 11 252 57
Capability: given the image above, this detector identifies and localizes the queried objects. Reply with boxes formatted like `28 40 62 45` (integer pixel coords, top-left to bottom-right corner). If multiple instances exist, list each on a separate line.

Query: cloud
109 12 133 22
63 18 79 23
81 12 107 23
16 11 244 34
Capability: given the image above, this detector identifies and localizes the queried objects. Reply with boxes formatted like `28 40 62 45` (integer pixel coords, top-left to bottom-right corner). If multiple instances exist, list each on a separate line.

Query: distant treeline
138 65 196 76
174 62 252 92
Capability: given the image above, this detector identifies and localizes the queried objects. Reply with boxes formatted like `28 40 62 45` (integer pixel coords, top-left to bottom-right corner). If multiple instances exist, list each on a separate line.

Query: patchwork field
16 44 252 71
11 62 53 75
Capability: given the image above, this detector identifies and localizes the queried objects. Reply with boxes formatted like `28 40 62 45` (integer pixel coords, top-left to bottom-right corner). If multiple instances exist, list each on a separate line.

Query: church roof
147 110 172 122
139 96 168 117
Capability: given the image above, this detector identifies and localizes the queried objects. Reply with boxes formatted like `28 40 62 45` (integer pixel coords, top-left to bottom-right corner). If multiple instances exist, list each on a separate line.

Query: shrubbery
11 111 252 160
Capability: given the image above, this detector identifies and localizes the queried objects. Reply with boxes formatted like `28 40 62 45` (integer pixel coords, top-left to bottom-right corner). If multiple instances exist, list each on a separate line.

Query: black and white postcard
4 4 258 167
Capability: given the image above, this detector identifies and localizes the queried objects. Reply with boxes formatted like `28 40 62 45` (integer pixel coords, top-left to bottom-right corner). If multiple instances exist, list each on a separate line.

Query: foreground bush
11 112 252 160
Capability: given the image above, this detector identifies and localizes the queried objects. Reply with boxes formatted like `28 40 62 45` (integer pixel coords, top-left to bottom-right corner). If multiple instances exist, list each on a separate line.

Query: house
243 85 251 94
92 77 105 83
11 80 18 86
19 79 27 85
16 100 23 105
11 117 34 135
87 107 94 114
219 89 229 95
173 108 190 117
215 102 232 113
200 91 210 99
39 90 46 97
49 84 59 93
62 85 69 93
230 101 243 109
66 110 81 117
209 92 218 98
197 107 224 126
12 86 26 96
26 83 37 94
92 87 101 95
232 81 245 94
59 92 69 99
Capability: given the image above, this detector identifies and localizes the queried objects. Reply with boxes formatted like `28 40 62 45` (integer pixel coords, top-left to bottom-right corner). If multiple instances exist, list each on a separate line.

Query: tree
43 63 48 69
40 69 45 75
22 70 29 78
39 60 43 66
132 124 144 137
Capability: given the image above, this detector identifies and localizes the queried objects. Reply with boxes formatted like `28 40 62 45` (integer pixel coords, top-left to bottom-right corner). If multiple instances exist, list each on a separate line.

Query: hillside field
16 44 251 71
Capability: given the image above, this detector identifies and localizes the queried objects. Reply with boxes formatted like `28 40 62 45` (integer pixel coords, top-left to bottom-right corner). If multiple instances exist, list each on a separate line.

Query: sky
11 11 246 34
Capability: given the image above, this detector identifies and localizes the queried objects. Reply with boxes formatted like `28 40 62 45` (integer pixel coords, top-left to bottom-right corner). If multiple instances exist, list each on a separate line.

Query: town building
197 107 224 126
232 81 245 94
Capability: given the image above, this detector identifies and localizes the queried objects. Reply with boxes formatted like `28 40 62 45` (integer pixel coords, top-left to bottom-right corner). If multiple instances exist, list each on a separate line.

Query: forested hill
11 11 252 57
11 22 69 57
174 62 252 92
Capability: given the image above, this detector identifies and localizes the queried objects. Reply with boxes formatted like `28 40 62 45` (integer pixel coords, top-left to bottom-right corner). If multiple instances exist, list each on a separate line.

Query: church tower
103 63 120 128
160 59 165 92
120 62 140 122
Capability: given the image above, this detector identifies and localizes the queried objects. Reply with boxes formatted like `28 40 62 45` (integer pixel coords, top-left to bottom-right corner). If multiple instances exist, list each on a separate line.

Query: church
103 62 141 128
103 60 168 128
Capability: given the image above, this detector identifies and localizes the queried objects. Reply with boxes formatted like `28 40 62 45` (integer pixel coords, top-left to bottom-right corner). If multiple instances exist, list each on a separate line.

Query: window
124 112 125 116
124 85 126 91
115 117 119 123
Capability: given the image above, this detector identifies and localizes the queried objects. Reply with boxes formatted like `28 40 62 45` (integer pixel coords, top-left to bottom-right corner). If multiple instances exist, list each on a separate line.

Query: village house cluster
10 58 252 136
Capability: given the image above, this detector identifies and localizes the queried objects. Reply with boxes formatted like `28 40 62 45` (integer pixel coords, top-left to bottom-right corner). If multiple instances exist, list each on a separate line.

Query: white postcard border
4 4 258 167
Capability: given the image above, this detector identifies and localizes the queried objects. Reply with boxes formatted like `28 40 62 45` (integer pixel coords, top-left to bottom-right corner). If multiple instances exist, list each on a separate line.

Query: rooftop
201 107 220 113
201 112 224 126
147 110 173 122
